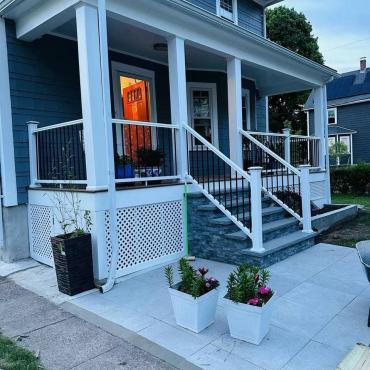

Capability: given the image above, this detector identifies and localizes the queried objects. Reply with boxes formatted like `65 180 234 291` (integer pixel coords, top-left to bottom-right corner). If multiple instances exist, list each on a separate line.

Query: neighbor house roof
305 68 370 110
328 125 357 136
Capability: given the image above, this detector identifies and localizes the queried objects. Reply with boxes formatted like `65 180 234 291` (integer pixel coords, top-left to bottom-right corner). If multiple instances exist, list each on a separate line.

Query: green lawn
0 335 43 370
318 194 370 247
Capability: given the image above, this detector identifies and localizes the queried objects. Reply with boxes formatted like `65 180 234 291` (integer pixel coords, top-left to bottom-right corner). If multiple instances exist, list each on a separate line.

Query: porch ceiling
52 17 321 97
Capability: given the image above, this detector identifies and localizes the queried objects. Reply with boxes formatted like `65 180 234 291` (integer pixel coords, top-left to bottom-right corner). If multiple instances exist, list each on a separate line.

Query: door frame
242 88 251 131
111 62 158 155
187 82 219 148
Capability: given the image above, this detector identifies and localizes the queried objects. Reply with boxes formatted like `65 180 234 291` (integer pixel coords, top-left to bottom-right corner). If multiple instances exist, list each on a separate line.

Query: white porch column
299 165 313 233
314 86 327 169
314 85 331 203
249 166 264 253
167 36 188 178
0 18 18 206
227 57 243 167
76 4 109 191
282 128 291 164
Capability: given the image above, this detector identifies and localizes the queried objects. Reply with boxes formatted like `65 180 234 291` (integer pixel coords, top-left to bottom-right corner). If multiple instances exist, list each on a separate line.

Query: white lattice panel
29 205 54 266
106 201 184 276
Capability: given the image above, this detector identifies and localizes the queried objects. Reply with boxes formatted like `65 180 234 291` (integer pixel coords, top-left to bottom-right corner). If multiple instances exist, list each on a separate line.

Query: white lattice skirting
28 199 184 277
105 201 184 277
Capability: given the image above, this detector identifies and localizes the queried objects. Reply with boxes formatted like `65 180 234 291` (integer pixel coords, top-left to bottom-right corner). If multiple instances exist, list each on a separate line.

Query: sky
271 0 370 73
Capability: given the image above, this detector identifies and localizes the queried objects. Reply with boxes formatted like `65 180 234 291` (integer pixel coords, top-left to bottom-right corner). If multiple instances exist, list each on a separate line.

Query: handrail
112 119 179 129
290 134 320 140
33 119 83 133
185 124 251 181
240 129 300 176
249 130 320 140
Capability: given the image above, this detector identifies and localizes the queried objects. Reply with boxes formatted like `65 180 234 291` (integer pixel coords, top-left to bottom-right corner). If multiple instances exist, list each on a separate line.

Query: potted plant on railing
136 148 164 177
115 154 135 179
50 189 95 296
165 258 219 333
224 264 276 344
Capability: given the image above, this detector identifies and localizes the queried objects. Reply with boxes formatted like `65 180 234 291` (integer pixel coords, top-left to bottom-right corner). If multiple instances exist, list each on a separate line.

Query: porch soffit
1 0 338 91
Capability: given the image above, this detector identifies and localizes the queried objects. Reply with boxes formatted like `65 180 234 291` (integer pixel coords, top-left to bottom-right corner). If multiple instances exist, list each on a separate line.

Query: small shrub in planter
115 154 135 179
224 264 275 344
50 191 95 296
137 148 164 177
165 258 219 333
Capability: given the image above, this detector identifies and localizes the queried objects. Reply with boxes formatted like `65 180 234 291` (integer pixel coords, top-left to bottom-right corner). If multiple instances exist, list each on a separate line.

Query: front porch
5 0 338 280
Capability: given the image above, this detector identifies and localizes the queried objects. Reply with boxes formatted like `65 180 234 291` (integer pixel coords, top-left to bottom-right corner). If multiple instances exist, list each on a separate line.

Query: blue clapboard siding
5 20 82 204
186 0 264 36
186 0 216 13
238 0 264 36
256 97 267 132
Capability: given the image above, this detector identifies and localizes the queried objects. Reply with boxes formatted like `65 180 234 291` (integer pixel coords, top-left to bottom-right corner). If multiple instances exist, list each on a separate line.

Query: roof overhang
1 0 338 95
252 0 284 7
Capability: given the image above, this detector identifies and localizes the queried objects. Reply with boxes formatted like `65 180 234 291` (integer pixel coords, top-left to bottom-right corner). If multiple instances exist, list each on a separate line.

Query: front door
242 89 251 131
112 63 156 161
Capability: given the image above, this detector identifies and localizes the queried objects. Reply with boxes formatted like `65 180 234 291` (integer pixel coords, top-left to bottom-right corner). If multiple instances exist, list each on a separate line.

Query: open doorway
112 62 157 163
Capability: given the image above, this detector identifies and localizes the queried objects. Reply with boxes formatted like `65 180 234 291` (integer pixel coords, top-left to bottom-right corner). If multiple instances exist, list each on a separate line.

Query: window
188 83 218 147
328 108 337 125
339 136 350 153
217 0 237 23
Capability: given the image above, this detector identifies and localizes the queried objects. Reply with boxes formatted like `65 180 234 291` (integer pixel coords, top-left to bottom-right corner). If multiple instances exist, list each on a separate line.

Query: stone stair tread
209 206 283 225
197 196 270 212
242 230 317 257
225 218 298 240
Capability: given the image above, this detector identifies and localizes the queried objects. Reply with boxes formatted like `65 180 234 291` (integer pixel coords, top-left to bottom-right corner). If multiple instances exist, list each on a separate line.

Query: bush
331 163 370 195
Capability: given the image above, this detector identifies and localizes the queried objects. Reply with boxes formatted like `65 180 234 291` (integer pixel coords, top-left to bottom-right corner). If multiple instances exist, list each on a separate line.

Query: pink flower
198 267 209 276
258 286 271 295
205 282 211 288
247 298 259 306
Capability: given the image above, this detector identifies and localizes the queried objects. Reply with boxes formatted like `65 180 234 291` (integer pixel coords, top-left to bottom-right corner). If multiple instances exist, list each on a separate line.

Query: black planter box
51 233 95 296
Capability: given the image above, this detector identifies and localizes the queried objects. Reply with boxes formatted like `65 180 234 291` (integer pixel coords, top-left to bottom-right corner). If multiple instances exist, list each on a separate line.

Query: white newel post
282 128 291 164
76 4 109 191
27 122 40 188
249 167 264 253
227 57 243 168
299 165 313 233
167 36 188 178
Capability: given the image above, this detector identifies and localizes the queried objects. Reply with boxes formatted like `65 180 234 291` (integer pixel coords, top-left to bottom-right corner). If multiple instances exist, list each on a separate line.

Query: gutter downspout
97 0 119 293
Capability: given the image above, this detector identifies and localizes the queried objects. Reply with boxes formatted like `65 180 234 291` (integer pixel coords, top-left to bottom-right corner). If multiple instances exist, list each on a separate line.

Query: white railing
184 124 265 253
241 129 312 232
28 119 87 187
112 119 181 184
249 130 321 168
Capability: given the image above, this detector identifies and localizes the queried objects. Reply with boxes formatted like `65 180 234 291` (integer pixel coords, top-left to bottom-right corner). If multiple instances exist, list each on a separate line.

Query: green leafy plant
329 141 349 166
136 148 164 167
164 258 219 298
115 154 133 166
226 264 273 307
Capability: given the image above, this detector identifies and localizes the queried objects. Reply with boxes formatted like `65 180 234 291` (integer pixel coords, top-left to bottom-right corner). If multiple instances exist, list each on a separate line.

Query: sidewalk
0 276 174 370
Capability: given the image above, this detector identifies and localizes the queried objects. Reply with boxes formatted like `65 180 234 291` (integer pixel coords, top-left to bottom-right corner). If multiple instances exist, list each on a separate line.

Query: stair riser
263 223 301 243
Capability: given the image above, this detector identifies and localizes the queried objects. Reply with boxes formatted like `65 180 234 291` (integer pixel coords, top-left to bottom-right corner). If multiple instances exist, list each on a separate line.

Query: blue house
0 0 339 280
305 58 370 166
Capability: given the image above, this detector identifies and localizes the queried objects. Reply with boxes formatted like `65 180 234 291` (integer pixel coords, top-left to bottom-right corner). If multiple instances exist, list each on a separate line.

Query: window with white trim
328 108 337 125
217 0 237 23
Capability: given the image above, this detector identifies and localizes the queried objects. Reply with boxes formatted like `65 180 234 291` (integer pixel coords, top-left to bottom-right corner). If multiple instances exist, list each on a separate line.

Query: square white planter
168 285 219 333
223 293 277 345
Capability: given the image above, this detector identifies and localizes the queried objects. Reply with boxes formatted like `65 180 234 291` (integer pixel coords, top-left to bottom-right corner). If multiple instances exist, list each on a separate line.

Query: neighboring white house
0 0 338 281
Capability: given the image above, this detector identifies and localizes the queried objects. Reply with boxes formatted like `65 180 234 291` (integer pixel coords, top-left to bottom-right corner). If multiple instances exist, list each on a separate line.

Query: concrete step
242 230 317 257
209 206 284 226
225 217 299 241
197 195 271 212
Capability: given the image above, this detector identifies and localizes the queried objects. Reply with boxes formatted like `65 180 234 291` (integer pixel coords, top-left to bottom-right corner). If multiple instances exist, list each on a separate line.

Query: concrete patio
3 243 370 370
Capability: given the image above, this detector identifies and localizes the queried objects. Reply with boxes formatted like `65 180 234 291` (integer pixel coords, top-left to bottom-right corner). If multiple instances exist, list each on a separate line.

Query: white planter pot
168 285 219 333
223 293 277 345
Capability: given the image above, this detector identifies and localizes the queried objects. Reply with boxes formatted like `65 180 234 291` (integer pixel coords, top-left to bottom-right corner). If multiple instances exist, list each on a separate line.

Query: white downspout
97 0 119 293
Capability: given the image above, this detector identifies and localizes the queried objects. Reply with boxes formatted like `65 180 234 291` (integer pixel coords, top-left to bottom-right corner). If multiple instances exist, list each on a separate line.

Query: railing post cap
282 128 290 132
248 166 263 171
299 164 311 169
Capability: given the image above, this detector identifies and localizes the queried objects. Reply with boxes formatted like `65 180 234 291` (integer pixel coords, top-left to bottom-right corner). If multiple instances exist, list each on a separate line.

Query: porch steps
187 191 317 267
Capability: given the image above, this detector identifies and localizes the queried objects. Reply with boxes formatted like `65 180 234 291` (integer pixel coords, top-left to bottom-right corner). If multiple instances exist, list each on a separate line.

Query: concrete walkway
0 277 175 370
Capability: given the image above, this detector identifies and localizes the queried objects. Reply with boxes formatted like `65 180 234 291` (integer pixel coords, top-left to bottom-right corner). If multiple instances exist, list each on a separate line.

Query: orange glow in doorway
120 76 152 162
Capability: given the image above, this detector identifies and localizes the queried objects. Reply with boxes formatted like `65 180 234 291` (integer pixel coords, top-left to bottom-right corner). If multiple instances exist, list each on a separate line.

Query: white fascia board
252 0 283 7
0 18 18 206
14 0 80 41
107 0 338 87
